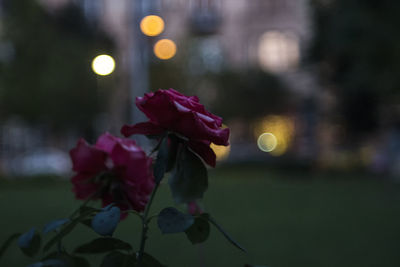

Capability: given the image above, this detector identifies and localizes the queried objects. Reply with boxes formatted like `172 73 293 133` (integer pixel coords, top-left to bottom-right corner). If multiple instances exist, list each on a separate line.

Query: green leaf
157 207 194 234
0 233 20 259
142 253 166 267
80 218 93 229
203 214 246 252
41 258 67 267
42 251 90 267
72 256 90 267
27 262 45 267
185 217 210 244
153 136 169 183
169 147 208 203
100 251 135 267
74 237 132 254
18 228 41 257
79 206 100 215
43 222 76 252
91 206 121 237
78 207 99 228
41 252 68 263
43 219 70 235
43 209 94 252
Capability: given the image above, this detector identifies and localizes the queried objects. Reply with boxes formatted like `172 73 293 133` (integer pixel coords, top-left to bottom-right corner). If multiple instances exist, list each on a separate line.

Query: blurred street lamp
154 39 177 60
140 15 165 37
91 54 115 76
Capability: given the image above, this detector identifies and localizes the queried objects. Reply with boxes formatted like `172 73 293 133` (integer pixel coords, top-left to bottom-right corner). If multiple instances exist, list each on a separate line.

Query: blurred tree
149 60 186 91
149 35 290 122
0 0 114 135
310 0 400 137
209 69 291 120
150 61 290 121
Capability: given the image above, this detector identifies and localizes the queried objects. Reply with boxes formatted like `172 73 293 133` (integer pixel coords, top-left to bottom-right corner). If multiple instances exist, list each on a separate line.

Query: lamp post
129 0 157 149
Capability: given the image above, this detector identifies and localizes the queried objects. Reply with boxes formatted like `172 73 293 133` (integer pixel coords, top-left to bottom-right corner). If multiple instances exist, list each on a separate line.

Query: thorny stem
136 181 160 266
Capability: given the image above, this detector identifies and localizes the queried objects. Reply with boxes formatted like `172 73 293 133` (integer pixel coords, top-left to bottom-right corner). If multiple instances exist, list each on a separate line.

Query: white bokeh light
257 133 278 152
92 54 116 76
258 31 299 73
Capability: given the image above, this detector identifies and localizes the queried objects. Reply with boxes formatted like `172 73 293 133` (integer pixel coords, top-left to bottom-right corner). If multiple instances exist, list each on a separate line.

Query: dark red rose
70 133 154 213
121 89 229 167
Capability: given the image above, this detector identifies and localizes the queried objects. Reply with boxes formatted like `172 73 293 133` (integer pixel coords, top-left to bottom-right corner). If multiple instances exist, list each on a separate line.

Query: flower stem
68 193 94 219
137 181 160 266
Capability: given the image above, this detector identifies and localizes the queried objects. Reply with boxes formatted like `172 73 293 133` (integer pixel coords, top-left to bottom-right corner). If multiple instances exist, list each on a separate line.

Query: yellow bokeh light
91 54 115 76
210 124 230 161
211 143 230 161
254 115 294 156
140 15 165 37
154 39 177 60
257 133 278 152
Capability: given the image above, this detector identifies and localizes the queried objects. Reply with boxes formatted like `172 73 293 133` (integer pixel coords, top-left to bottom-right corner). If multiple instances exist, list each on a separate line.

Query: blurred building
38 0 316 119
35 0 317 161
39 0 314 90
159 0 315 93
0 0 321 175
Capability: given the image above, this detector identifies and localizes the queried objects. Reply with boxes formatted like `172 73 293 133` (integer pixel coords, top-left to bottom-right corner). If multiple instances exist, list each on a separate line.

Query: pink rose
187 201 203 215
69 132 154 213
121 89 229 167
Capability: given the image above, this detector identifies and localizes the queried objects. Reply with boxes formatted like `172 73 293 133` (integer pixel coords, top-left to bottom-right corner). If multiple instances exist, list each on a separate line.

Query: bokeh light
210 124 230 161
140 15 165 37
211 143 231 161
254 115 294 156
91 54 115 76
154 39 177 60
257 133 278 152
258 31 299 73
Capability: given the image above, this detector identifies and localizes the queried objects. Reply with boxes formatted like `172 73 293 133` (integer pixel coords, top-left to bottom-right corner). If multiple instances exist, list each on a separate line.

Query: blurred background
1 0 400 266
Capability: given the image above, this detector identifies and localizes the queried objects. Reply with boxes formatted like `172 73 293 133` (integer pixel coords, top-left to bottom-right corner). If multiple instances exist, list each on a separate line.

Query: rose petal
134 89 227 144
165 89 223 126
188 140 217 167
187 201 203 215
121 122 165 137
124 189 148 212
95 132 118 153
173 111 230 146
71 173 99 199
70 139 107 173
136 92 177 125
124 157 154 189
70 133 154 214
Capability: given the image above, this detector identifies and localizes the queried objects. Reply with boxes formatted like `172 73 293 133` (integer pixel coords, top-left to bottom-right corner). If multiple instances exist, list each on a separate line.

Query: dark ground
1 166 400 267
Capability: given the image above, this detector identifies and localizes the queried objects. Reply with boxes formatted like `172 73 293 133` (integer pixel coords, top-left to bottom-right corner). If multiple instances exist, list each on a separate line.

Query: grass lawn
1 165 400 267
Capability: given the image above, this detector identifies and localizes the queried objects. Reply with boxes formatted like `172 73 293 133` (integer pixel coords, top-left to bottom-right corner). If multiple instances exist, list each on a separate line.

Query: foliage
0 89 244 266
310 0 400 135
209 69 291 120
149 37 290 122
0 0 114 133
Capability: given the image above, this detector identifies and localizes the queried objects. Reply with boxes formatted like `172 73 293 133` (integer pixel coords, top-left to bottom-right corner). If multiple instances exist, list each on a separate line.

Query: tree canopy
310 0 400 135
0 0 114 133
